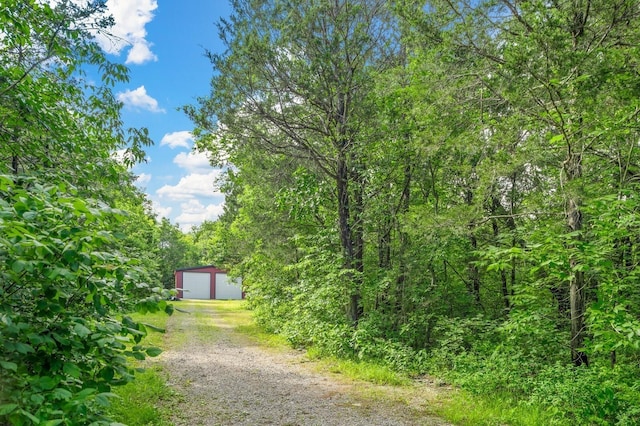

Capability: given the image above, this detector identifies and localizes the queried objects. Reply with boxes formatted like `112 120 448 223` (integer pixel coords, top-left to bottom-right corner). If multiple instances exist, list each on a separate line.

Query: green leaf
11 260 25 273
95 392 118 407
30 393 45 405
121 315 137 328
27 333 43 345
36 376 59 391
99 366 114 381
63 249 77 262
73 323 91 338
164 303 175 316
0 360 18 371
19 409 41 424
0 404 18 415
51 388 72 401
14 342 35 354
141 322 165 333
145 347 162 357
63 362 81 378
549 134 564 143
132 351 146 360
72 199 90 213
75 388 96 401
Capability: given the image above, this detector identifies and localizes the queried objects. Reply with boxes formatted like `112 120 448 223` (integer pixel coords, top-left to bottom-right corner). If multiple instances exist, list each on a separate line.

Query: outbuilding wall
174 265 243 300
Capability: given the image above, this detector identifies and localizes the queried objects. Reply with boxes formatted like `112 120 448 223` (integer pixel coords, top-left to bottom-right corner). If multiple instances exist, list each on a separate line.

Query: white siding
181 272 211 299
215 273 242 300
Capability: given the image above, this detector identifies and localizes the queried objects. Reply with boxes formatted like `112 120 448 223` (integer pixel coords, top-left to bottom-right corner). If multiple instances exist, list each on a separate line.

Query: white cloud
126 39 156 65
117 86 165 113
95 0 158 65
175 199 225 231
135 172 152 186
161 131 193 149
151 200 172 219
173 151 212 173
113 148 127 163
156 171 223 200
154 151 224 230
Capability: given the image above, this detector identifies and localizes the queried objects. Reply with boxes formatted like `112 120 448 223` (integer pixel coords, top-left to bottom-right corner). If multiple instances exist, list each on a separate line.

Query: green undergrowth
435 390 564 426
426 346 640 426
109 301 558 426
108 365 179 426
306 347 412 386
108 309 179 426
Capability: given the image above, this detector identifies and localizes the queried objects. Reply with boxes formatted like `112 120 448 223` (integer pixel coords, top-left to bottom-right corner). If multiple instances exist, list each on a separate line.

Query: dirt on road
157 301 450 426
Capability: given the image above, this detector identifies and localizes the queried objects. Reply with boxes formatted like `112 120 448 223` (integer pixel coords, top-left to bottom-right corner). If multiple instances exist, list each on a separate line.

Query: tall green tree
187 0 640 421
188 0 401 324
0 0 151 182
0 2 166 424
157 218 196 289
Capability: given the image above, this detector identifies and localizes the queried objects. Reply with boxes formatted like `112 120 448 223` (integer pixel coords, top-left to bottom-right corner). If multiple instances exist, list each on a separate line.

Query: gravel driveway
159 301 450 426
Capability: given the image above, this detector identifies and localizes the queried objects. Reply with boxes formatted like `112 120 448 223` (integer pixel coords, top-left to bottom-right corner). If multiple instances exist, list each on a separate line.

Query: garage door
182 272 211 299
215 273 242 300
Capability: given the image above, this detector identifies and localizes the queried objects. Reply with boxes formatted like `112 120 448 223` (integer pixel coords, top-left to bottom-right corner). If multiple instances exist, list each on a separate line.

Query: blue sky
95 1 233 231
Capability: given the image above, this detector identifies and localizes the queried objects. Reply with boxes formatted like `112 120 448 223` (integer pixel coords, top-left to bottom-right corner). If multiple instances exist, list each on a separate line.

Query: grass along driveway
127 300 450 426
111 301 569 426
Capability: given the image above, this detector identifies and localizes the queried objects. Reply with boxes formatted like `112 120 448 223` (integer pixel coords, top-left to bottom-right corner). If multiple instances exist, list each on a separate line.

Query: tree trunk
492 217 511 310
394 160 412 324
566 150 587 366
567 195 587 366
338 152 363 325
352 158 365 322
378 217 391 268
465 186 481 304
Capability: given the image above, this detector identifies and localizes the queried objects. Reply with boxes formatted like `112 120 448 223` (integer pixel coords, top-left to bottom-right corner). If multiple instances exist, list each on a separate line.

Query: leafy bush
0 176 169 425
528 364 640 425
425 334 640 426
349 318 419 371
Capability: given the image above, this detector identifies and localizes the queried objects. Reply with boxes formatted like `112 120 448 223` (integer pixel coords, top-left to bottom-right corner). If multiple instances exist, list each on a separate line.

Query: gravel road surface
159 301 449 426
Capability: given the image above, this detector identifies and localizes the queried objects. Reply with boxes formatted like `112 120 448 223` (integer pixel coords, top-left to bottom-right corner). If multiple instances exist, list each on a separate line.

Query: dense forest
3 0 640 425
184 0 640 424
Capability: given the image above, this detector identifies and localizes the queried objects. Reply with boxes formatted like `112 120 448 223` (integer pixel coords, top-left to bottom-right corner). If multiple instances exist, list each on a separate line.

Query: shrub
0 176 168 425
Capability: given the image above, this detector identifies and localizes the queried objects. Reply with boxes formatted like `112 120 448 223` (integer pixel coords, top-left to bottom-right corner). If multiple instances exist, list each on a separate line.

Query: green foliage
245 232 355 355
437 389 564 426
581 195 640 355
526 364 640 425
431 330 634 421
157 218 196 289
349 325 419 373
188 0 640 424
108 367 176 426
0 0 151 180
0 2 169 424
0 176 169 425
186 219 232 267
